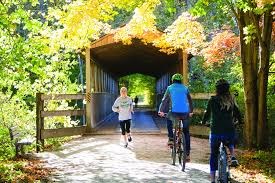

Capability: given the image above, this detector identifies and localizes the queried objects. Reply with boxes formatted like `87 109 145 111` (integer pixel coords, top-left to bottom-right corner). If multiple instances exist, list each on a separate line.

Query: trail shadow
36 135 239 183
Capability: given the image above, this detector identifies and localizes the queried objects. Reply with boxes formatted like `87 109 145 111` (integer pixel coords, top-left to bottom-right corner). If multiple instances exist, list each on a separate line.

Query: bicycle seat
173 113 188 120
220 140 231 147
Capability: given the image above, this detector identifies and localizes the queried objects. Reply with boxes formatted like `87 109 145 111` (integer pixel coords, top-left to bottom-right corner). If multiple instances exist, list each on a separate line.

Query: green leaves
119 74 156 106
236 0 253 12
243 24 257 44
0 0 82 163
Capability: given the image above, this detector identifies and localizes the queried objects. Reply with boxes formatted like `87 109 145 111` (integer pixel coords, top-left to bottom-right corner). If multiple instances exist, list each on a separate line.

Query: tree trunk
257 10 273 148
238 11 259 148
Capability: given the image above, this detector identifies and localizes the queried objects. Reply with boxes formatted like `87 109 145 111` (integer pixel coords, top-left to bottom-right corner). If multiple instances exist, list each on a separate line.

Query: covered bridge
85 32 191 132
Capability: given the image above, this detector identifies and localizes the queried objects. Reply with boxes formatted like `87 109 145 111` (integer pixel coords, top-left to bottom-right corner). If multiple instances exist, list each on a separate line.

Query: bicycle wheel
218 147 228 183
178 131 186 171
171 128 177 165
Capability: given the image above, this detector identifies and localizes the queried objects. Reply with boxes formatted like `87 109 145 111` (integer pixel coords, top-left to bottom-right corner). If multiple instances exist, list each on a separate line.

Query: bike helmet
171 73 183 82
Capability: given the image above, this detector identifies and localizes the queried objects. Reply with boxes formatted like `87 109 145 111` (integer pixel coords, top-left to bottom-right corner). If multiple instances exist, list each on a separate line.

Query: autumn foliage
48 0 205 55
202 30 240 64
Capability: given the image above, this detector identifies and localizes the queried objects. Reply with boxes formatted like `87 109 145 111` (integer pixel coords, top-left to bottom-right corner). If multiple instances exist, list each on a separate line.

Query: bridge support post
179 50 189 85
85 48 96 133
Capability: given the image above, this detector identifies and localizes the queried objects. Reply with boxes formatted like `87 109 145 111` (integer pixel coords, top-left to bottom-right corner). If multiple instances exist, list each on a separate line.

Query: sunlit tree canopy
153 12 205 54
48 0 205 54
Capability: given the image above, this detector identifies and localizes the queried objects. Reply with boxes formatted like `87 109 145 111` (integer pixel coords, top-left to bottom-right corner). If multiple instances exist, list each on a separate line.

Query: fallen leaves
231 149 275 183
0 155 54 183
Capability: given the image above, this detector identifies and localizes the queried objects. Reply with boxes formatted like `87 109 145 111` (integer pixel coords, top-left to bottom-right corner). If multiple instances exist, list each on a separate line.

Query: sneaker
124 142 128 148
128 136 132 142
231 156 239 167
186 155 190 162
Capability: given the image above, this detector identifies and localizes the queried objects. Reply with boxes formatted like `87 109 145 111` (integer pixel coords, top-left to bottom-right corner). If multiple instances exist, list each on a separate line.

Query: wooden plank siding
41 94 85 100
41 126 86 139
90 34 114 49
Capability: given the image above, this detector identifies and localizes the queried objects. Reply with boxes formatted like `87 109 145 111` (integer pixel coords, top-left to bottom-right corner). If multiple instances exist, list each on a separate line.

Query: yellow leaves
113 0 160 44
153 12 205 54
255 0 274 8
63 17 111 49
48 0 205 55
47 0 146 51
47 0 126 51
114 10 205 55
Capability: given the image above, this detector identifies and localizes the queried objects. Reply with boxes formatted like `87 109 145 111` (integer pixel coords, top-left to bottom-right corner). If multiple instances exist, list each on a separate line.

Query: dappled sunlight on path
36 135 210 183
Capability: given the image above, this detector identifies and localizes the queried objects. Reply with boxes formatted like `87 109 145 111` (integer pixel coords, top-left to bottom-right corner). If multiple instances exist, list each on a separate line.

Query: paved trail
34 110 265 183
37 135 210 183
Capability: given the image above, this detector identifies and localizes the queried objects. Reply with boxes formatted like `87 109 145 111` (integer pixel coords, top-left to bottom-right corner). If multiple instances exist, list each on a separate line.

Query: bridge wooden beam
178 50 189 85
85 48 94 132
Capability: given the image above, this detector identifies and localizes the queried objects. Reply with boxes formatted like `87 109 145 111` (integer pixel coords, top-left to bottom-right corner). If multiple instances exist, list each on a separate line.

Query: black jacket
202 96 242 134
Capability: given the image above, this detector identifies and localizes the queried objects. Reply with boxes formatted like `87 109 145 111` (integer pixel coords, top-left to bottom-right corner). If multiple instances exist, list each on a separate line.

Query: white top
112 96 133 121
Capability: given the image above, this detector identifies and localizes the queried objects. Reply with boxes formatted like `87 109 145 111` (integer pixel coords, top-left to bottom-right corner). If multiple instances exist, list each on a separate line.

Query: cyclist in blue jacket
158 73 193 161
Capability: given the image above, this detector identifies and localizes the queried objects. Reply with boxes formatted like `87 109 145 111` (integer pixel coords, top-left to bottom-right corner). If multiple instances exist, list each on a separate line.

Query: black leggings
120 120 131 135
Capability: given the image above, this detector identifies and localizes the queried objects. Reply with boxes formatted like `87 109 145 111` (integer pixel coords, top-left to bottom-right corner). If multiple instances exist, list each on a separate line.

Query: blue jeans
167 119 190 156
209 133 235 171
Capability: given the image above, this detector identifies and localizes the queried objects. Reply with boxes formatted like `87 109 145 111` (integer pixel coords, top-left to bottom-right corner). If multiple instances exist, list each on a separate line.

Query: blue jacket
159 83 193 113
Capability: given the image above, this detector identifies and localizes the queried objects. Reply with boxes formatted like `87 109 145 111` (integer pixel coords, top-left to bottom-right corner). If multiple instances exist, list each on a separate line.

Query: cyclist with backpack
158 73 193 161
201 79 242 183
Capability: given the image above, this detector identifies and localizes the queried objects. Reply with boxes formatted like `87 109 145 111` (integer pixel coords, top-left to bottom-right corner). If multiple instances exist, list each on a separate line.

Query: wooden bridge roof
89 33 185 78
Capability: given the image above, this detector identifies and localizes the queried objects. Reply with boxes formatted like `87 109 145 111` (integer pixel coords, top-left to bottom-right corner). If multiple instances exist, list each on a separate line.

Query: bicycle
203 123 235 183
218 122 242 182
170 116 187 172
159 112 188 171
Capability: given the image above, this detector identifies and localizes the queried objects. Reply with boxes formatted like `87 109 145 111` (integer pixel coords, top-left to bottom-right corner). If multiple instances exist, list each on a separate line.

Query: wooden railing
190 93 214 100
190 93 215 114
36 92 214 151
36 93 86 152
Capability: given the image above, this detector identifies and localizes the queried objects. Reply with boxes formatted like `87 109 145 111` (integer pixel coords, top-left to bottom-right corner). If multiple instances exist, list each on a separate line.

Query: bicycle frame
217 141 231 183
171 118 187 172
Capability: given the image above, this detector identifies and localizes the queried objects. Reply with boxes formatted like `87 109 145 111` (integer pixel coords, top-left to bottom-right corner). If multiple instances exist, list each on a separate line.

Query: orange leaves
202 30 240 64
17 158 53 182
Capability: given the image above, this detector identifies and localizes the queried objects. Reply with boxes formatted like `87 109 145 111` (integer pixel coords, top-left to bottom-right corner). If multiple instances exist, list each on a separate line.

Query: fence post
36 93 44 152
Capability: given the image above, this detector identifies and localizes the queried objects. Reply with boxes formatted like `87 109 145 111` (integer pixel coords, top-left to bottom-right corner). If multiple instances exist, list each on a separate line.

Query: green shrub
0 162 25 183
0 127 14 160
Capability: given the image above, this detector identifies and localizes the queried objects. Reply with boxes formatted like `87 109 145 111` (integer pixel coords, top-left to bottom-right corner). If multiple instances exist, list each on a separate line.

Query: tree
193 0 274 148
119 74 156 106
0 0 81 136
